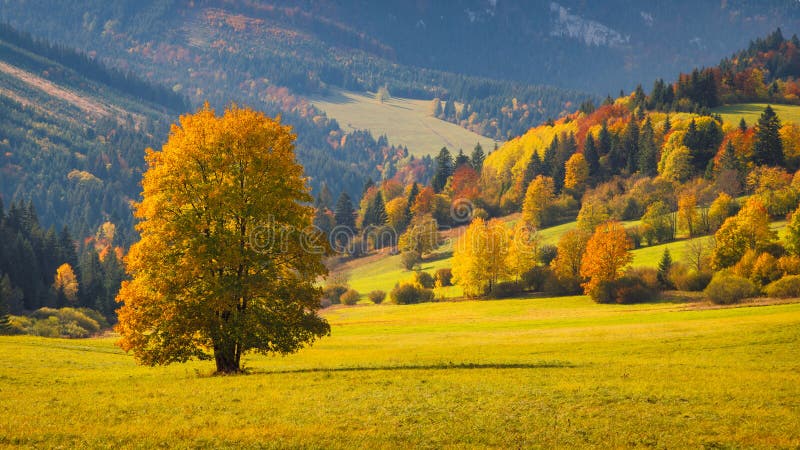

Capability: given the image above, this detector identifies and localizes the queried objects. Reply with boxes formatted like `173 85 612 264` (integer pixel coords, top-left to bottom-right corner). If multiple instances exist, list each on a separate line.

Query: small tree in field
580 222 633 299
115 105 330 374
53 263 79 305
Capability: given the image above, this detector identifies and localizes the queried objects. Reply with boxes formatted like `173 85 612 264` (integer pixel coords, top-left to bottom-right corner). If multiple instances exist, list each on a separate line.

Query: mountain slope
0 27 182 244
0 0 592 142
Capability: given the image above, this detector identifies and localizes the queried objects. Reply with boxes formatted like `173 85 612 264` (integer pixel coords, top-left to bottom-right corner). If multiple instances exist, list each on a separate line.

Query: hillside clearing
713 102 800 126
310 89 498 156
1 296 799 447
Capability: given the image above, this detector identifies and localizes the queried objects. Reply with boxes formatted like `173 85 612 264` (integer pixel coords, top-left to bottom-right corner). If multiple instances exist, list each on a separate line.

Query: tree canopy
115 105 330 374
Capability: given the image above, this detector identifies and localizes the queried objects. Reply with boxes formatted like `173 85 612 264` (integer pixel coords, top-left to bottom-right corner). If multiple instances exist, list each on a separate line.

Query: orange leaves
580 222 633 296
450 165 481 201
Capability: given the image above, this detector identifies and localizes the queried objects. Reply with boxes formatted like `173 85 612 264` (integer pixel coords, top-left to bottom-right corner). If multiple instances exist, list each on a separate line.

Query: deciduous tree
522 176 555 228
580 222 633 296
115 105 330 374
53 263 79 305
452 218 509 297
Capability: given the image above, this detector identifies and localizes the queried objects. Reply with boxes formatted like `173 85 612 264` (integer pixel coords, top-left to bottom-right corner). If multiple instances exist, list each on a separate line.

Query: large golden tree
116 105 330 374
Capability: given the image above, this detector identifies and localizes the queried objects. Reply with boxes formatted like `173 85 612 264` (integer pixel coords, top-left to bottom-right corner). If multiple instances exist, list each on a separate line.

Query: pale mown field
1 296 799 448
310 89 497 156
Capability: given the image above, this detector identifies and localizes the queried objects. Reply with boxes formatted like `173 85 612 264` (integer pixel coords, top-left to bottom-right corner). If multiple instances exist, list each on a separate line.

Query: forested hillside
4 1 795 96
0 24 180 245
0 0 592 142
309 30 800 307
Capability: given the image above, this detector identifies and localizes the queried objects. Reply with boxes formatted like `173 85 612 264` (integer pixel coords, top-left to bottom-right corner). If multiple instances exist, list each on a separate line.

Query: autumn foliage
115 105 330 373
580 222 633 299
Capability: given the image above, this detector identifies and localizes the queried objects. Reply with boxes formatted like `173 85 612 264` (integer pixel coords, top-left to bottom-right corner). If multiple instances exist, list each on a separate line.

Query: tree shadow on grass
253 360 576 376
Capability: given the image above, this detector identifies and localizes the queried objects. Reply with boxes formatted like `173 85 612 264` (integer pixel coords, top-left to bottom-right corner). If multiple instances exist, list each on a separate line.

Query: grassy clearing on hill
1 296 799 447
713 102 800 126
310 89 497 156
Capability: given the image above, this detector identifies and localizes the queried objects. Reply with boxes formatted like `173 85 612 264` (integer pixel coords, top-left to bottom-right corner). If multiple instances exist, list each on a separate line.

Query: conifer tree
597 122 612 156
657 248 673 289
638 117 658 176
584 133 600 177
471 143 485 173
523 150 544 189
432 147 454 193
363 192 388 227
334 193 357 232
753 105 784 166
621 118 639 173
719 140 741 172
404 182 420 226
454 149 470 168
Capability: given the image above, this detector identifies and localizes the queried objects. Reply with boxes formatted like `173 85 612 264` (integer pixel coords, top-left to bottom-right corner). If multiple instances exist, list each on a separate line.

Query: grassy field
713 102 800 126
1 296 799 447
310 89 497 156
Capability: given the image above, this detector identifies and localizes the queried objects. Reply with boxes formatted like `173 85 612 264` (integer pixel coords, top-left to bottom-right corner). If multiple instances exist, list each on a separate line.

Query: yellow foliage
115 104 330 373
522 176 555 228
452 218 509 297
53 263 79 304
564 153 589 191
506 222 539 281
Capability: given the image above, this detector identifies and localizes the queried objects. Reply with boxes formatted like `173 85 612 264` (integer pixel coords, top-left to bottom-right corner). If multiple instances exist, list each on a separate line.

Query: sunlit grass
713 102 800 126
1 296 799 447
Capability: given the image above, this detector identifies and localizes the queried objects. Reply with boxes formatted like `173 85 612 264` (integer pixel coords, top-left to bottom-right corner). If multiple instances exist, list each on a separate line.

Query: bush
5 315 32 335
368 290 386 304
778 255 800 275
340 289 361 305
590 273 659 304
78 308 110 329
31 307 101 336
471 207 489 220
751 252 781 286
31 316 61 337
400 251 421 270
489 281 522 299
627 268 659 291
669 263 712 291
704 272 758 305
434 268 453 287
414 271 435 289
390 282 434 304
544 273 582 296
4 307 108 338
764 275 800 298
319 298 332 309
538 244 558 266
626 226 643 249
521 266 550 291
323 284 348 304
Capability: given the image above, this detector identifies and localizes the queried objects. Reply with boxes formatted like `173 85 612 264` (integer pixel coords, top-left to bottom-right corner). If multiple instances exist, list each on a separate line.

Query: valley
1 3 800 448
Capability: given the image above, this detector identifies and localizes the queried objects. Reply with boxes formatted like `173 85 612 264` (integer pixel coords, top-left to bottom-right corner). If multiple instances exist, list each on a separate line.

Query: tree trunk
214 341 240 374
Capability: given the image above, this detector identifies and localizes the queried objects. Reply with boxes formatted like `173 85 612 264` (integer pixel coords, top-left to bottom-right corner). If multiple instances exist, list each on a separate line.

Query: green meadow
713 102 800 126
1 296 799 448
310 89 497 156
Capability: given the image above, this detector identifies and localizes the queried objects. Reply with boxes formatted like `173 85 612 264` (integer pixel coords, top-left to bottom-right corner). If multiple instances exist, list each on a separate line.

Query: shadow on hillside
308 89 357 105
254 361 575 375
